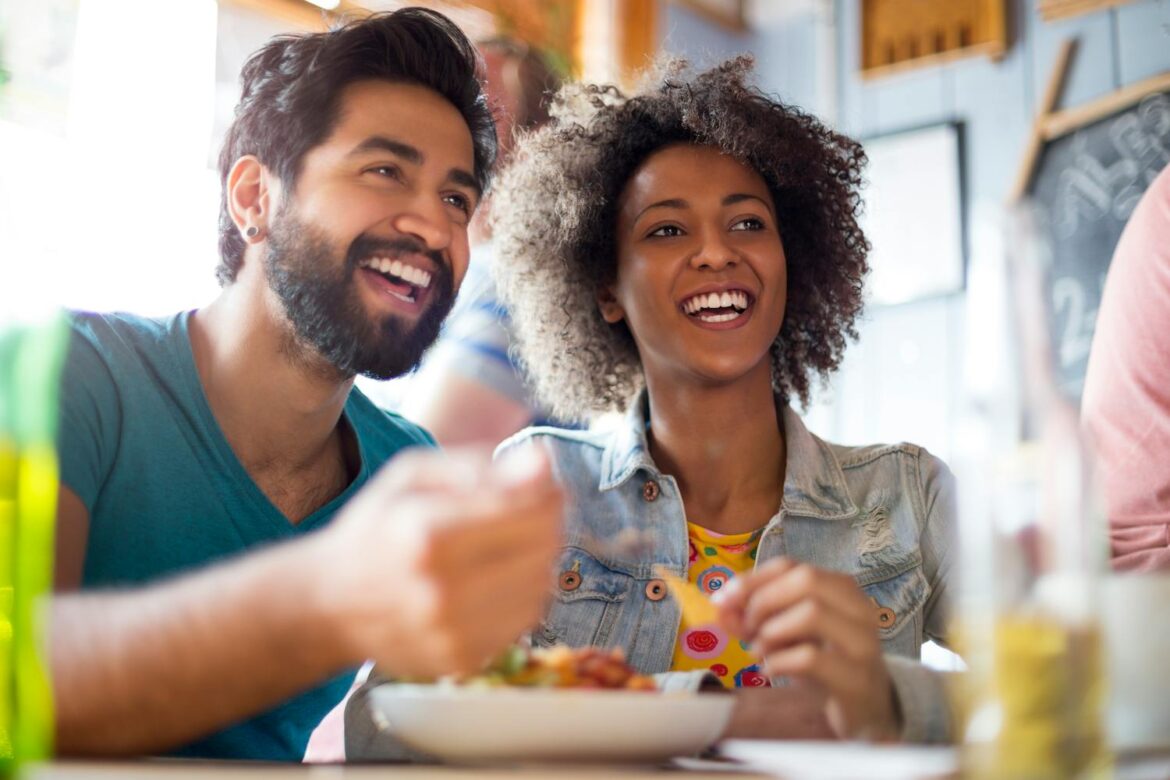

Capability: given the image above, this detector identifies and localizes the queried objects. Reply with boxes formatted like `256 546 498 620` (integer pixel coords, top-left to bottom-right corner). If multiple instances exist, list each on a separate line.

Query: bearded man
50 7 562 761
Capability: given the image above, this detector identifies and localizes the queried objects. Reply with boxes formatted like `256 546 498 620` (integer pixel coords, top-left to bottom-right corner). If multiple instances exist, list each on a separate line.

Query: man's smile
357 254 436 309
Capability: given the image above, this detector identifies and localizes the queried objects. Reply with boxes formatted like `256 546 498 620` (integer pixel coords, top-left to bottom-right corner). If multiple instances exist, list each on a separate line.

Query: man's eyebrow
634 198 688 222
348 135 422 164
448 168 480 197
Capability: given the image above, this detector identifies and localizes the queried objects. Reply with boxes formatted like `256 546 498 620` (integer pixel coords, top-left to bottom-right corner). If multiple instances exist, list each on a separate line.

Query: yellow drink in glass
0 315 67 776
990 614 1109 779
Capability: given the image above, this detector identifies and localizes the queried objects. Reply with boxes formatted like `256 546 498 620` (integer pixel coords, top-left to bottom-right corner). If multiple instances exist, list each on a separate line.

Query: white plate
720 740 958 780
368 684 735 764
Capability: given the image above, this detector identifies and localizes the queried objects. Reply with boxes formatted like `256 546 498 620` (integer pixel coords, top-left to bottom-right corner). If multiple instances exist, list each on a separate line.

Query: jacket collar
599 389 858 520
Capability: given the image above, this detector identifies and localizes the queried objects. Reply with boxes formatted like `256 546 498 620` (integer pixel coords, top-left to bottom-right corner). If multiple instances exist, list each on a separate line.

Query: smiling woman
493 57 868 420
479 56 959 746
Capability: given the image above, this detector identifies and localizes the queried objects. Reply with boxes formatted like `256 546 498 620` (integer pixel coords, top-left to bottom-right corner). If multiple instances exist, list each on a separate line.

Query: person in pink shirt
1082 164 1170 571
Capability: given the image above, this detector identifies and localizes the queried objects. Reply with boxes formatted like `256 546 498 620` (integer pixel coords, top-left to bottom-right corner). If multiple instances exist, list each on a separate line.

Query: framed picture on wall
859 122 966 306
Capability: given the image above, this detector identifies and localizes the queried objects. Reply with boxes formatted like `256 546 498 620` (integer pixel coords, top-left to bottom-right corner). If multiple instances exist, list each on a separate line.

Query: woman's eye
648 224 684 238
730 217 765 232
443 193 472 215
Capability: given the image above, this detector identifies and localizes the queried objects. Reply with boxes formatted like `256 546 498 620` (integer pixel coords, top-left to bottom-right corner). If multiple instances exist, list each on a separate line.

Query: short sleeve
56 319 123 511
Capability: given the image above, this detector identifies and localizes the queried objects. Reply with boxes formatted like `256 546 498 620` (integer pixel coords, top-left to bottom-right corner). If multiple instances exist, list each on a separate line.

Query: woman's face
603 143 787 389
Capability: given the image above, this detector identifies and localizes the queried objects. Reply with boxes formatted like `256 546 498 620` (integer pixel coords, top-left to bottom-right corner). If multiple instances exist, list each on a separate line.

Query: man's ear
597 285 625 324
227 155 277 243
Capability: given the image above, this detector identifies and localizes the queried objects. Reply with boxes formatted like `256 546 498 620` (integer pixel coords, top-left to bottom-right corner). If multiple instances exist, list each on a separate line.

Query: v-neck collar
172 310 369 536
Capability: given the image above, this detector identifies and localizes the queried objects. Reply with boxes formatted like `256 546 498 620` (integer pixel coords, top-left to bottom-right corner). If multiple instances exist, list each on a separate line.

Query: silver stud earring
245 226 259 238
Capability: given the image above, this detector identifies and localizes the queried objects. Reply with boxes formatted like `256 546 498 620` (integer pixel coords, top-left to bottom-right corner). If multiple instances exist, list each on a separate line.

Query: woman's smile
679 284 756 329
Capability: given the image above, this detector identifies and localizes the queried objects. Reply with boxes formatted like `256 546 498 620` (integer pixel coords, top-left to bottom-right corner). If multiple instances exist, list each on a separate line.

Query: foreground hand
715 557 900 741
319 444 563 679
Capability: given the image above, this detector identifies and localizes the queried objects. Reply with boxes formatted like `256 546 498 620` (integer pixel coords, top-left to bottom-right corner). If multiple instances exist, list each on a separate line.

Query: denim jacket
502 391 957 744
343 393 957 759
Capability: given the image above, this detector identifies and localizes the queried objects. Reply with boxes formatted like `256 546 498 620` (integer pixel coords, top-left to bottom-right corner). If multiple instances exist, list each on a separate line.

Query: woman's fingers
750 595 881 663
727 561 873 639
715 558 901 740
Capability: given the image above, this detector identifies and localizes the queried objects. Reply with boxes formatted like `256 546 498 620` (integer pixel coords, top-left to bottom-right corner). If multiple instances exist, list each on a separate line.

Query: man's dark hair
215 8 496 285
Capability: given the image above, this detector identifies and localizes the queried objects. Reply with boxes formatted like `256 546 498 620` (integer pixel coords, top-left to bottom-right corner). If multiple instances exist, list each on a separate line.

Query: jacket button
642 480 660 502
645 579 667 601
559 571 582 592
876 606 896 628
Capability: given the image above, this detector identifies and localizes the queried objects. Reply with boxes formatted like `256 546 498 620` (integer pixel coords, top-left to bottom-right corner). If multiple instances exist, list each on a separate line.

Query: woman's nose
690 231 737 270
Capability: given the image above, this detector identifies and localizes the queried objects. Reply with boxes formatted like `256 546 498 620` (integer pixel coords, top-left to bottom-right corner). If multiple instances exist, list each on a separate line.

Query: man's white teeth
683 290 749 314
361 256 433 289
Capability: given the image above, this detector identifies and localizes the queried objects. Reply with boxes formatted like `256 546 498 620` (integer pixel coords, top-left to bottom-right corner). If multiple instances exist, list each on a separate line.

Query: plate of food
368 646 734 764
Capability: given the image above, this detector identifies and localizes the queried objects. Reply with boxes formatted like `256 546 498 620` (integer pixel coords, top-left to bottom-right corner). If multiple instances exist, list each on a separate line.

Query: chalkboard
1029 89 1170 400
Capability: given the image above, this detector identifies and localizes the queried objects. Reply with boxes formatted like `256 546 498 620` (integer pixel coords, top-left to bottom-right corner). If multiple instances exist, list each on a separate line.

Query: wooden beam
860 41 1006 81
1009 37 1076 202
617 0 658 88
1042 70 1170 141
1038 0 1133 22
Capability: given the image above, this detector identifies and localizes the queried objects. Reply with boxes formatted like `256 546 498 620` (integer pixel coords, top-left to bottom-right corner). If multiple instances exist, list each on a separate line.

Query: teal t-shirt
56 310 434 761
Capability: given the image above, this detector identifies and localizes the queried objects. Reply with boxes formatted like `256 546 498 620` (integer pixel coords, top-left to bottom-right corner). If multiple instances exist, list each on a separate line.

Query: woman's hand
715 557 901 741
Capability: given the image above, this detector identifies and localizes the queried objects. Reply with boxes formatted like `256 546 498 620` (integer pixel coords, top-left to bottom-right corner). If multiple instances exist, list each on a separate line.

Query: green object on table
0 312 68 776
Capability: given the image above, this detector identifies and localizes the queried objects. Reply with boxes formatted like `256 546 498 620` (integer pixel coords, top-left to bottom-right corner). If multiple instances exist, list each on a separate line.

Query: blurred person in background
1082 164 1170 571
392 36 571 445
50 8 561 761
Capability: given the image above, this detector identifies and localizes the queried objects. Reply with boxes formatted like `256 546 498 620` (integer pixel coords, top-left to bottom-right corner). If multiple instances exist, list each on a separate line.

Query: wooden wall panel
861 0 1007 78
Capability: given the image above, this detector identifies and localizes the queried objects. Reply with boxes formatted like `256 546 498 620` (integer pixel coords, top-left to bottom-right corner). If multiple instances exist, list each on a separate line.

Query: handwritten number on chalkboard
1052 276 1097 370
1052 271 1108 377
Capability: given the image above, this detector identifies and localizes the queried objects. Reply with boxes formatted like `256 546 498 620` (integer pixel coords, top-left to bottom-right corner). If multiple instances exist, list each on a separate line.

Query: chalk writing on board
1053 94 1170 241
1031 91 1170 400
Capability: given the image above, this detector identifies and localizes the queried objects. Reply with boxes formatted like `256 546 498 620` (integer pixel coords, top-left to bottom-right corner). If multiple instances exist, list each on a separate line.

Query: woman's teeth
683 291 750 321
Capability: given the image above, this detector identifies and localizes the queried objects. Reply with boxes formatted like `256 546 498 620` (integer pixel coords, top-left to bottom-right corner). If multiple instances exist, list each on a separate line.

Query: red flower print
689 540 699 563
734 664 773 688
710 663 729 677
687 630 719 654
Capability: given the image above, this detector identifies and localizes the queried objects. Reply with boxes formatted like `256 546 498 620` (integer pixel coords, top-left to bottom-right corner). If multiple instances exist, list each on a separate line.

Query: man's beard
263 206 455 381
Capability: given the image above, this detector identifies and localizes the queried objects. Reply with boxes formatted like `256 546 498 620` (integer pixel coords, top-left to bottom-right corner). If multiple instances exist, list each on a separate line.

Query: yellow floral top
669 522 771 688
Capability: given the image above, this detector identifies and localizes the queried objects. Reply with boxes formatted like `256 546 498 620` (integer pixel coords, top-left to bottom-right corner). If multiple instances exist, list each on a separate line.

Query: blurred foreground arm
51 447 562 755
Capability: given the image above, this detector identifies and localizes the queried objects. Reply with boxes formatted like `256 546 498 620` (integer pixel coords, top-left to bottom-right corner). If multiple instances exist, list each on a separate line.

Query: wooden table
24 761 768 780
23 747 1170 779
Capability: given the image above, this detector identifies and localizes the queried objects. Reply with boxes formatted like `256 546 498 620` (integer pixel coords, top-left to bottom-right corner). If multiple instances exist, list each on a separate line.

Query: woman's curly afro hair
491 56 869 422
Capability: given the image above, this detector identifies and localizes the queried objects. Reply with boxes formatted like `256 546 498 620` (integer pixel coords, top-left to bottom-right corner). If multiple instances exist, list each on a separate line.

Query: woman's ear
597 286 625 324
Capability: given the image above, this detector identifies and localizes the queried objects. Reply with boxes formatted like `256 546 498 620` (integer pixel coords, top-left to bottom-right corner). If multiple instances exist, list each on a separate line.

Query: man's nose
391 196 452 252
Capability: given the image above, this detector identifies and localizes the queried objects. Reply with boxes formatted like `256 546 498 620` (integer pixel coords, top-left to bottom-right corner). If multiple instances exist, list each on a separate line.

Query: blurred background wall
2 0 1168 460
